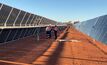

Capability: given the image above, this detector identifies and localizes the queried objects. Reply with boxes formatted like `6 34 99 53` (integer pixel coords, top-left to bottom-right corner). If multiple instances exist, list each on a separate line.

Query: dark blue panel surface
0 29 10 43
0 5 12 26
21 13 30 26
15 11 25 26
6 8 19 26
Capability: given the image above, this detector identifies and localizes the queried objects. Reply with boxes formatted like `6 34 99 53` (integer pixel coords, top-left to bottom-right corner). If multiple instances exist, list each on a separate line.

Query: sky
0 0 107 22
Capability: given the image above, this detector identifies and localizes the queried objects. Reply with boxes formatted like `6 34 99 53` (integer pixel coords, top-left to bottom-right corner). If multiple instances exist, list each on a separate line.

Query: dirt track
0 27 107 65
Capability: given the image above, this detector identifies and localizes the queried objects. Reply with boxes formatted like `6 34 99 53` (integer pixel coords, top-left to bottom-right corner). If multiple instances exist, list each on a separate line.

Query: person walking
46 25 52 39
53 25 58 39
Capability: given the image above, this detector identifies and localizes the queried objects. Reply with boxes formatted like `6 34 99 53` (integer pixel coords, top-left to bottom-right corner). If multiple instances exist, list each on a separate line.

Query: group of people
46 25 58 39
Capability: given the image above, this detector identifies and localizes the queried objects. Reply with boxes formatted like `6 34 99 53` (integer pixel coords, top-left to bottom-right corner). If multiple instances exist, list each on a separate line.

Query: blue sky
0 0 107 22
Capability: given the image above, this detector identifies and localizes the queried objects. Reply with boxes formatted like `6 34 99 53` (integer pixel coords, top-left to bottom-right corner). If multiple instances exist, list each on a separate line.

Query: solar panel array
75 15 107 44
0 3 66 44
0 3 57 27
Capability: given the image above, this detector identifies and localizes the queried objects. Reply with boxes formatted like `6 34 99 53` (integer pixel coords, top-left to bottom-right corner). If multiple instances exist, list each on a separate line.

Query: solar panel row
0 26 66 43
0 3 57 27
0 27 44 43
75 15 107 44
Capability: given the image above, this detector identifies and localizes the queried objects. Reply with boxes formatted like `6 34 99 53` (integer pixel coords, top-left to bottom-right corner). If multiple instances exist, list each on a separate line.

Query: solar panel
6 8 19 26
6 29 17 41
0 29 10 43
13 29 22 40
75 15 107 44
23 28 29 37
19 29 26 38
21 13 30 26
30 15 37 25
34 16 40 25
15 11 25 26
26 14 33 26
0 5 12 26
29 14 35 26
